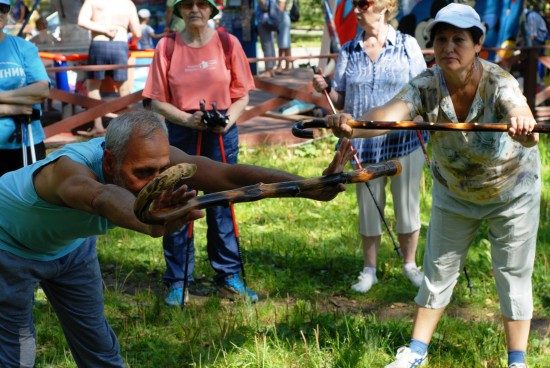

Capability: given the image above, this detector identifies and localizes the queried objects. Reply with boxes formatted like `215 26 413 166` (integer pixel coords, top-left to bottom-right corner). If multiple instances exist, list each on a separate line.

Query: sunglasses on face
352 0 373 11
0 4 11 14
179 0 210 10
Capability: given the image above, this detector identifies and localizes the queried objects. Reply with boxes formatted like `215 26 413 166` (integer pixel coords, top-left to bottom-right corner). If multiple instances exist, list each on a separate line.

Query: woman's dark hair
430 23 484 45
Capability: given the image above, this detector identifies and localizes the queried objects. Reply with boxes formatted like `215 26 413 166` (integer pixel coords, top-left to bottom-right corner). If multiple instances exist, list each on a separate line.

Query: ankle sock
508 350 526 365
403 262 418 272
362 267 376 275
409 338 428 356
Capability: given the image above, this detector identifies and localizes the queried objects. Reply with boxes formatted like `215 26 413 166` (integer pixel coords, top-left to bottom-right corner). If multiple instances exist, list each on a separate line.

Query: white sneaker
509 364 527 368
403 266 424 288
385 346 428 368
351 269 377 293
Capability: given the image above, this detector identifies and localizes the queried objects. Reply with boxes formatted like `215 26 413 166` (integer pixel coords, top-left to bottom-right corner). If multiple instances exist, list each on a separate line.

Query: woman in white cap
0 0 50 175
326 4 540 368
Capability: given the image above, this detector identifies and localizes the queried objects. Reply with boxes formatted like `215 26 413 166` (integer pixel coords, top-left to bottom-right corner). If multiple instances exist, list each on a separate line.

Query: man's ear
103 149 116 178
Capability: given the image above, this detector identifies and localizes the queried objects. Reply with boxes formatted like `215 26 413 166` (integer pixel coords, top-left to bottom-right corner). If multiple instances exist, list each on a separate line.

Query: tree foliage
293 0 326 29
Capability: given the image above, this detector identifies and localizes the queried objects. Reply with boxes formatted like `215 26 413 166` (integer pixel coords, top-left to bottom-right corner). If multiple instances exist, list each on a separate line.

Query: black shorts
87 40 129 81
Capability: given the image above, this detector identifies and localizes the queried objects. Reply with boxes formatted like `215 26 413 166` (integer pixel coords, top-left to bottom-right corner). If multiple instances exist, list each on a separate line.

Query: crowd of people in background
5 0 296 76
5 1 548 86
0 0 300 151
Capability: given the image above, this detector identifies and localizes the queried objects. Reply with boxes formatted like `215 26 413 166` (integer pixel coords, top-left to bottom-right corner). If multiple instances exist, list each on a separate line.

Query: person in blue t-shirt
0 0 50 176
0 109 355 367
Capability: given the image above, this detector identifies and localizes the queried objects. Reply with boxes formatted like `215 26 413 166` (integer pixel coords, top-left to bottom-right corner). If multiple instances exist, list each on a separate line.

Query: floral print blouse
394 59 540 202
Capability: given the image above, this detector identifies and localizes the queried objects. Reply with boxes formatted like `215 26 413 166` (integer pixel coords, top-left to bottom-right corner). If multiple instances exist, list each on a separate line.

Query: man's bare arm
170 138 355 200
35 157 159 235
171 148 300 193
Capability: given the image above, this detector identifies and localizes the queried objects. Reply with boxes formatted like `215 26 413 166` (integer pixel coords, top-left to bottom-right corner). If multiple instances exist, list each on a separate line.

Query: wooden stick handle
139 161 401 224
292 119 550 139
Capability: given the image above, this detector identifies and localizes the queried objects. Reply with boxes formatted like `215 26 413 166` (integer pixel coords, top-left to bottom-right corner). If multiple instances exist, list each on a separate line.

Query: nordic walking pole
415 131 430 167
217 133 248 293
463 266 474 294
17 110 39 167
311 66 337 114
183 214 192 307
20 122 27 167
26 123 36 164
202 99 249 297
182 130 203 308
312 66 403 258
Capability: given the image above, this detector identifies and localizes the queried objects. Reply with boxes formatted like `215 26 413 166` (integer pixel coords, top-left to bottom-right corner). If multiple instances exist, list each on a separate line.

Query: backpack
256 0 282 32
289 0 300 23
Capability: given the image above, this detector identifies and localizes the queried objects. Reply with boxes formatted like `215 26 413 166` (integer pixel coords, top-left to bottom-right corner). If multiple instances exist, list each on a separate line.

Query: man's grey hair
104 110 169 163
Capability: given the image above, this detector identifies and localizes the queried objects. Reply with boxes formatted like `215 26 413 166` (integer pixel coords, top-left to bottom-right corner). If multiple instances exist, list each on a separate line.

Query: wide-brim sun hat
426 3 485 36
173 0 219 19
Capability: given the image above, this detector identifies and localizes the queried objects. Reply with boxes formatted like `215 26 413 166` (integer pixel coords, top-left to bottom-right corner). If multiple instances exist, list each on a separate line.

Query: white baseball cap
138 8 151 19
426 3 485 36
0 0 10 6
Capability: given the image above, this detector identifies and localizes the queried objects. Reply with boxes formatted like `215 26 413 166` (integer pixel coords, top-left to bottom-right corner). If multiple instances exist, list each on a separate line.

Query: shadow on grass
51 161 549 366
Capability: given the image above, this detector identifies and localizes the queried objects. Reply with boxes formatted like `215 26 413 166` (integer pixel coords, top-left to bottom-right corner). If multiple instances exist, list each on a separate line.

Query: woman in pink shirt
143 0 256 307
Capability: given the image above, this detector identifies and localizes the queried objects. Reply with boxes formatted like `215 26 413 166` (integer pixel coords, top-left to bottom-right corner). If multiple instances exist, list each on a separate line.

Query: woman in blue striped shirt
312 0 427 294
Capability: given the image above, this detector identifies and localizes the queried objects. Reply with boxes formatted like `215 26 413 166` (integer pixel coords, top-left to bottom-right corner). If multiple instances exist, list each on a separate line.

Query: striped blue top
332 26 428 164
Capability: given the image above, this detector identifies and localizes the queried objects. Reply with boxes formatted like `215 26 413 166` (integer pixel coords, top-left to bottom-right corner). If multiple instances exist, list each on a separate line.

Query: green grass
256 32 322 59
33 135 550 367
291 32 324 49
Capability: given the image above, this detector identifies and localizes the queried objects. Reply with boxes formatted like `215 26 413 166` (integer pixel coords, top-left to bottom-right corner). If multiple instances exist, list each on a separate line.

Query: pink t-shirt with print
143 31 255 112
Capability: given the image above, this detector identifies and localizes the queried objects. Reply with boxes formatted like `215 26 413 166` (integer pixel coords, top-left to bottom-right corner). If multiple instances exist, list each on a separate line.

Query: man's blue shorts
87 40 129 81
